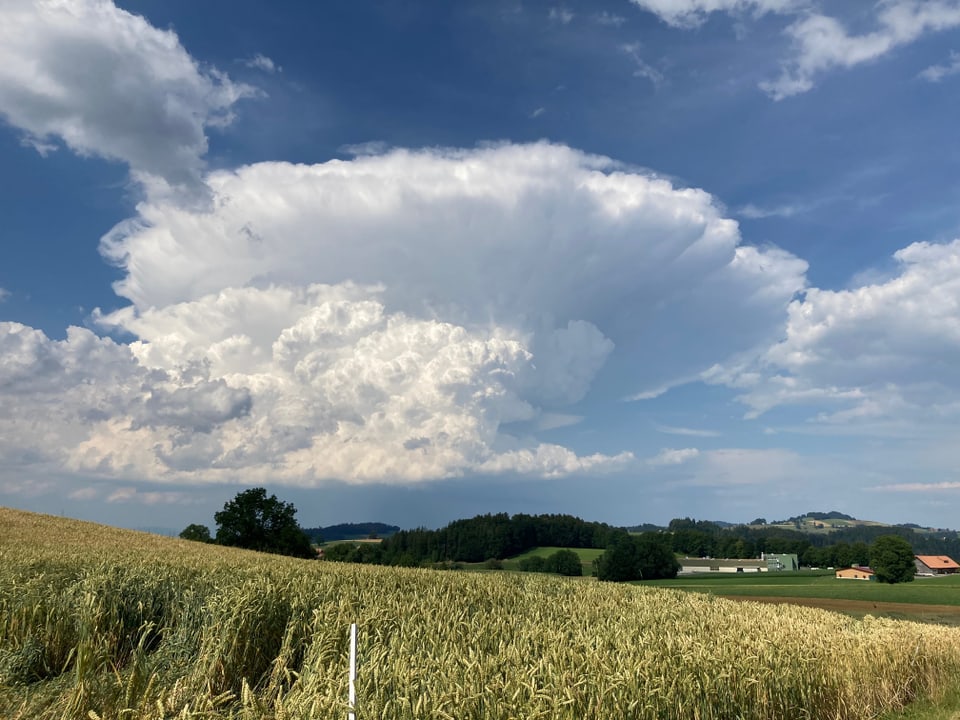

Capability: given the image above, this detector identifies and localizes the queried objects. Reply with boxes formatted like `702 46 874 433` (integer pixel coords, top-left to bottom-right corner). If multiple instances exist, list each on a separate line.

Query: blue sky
2 0 960 534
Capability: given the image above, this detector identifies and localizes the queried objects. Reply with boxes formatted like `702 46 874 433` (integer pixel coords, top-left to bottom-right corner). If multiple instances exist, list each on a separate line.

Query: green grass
641 572 960 606
502 546 604 572
881 684 960 719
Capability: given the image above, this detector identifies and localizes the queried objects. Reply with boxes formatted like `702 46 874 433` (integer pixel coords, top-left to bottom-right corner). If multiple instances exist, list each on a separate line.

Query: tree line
179 491 938 584
325 512 622 566
664 517 960 566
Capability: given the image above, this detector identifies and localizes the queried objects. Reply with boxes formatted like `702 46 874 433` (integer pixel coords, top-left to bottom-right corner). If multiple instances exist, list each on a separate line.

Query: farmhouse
914 555 960 575
836 566 874 580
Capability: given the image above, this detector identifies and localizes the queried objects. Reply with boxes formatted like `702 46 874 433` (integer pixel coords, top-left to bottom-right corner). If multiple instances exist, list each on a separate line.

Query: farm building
680 558 766 574
914 555 960 575
764 553 799 571
836 566 874 580
679 553 800 575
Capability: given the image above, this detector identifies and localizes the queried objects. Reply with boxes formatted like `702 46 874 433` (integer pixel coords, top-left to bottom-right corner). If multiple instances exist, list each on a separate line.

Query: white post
348 623 357 720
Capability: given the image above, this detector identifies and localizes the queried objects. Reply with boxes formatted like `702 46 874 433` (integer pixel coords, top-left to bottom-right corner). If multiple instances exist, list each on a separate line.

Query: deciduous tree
214 488 314 559
870 535 915 584
179 523 211 543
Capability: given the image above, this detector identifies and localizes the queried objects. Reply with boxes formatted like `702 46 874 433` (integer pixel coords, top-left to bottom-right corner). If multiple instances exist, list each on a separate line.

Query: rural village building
835 566 874 580
914 555 960 575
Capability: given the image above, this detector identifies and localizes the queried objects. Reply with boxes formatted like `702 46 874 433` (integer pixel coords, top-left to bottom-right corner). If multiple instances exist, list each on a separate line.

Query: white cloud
106 487 197 504
629 0 799 28
874 481 960 492
919 50 960 81
630 1 960 98
648 447 700 465
549 7 574 24
656 424 722 437
762 2 960 99
711 238 960 428
536 413 584 430
622 43 665 87
0 288 9 302
645 446 802 487
19 135 58 156
0 0 255 193
99 143 806 401
1 142 809 487
625 385 671 401
242 53 280 73
738 202 806 219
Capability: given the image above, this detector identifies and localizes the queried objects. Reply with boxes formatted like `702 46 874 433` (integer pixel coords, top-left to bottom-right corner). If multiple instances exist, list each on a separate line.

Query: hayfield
3 507 960 719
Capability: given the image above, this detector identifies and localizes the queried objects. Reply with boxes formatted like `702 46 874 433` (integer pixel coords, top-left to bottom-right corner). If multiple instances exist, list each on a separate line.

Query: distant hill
303 522 400 542
764 511 950 535
793 511 856 522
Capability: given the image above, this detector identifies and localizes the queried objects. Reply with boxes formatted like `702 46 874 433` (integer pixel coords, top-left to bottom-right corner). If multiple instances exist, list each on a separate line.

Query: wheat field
2 506 959 719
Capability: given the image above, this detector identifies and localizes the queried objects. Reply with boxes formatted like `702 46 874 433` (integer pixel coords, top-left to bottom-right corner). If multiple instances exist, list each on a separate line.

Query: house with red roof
914 555 960 575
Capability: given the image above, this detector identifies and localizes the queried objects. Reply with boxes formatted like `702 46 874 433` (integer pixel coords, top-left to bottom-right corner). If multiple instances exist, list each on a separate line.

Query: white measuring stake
348 623 357 720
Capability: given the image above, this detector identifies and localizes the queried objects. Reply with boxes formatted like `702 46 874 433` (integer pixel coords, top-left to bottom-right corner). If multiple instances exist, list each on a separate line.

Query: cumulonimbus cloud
1 142 810 486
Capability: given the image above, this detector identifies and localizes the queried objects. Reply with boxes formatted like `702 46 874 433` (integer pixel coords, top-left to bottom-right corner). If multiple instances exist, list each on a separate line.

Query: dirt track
723 595 960 625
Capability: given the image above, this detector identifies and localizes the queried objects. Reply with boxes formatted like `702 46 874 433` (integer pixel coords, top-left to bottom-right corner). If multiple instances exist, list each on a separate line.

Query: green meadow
642 571 960 606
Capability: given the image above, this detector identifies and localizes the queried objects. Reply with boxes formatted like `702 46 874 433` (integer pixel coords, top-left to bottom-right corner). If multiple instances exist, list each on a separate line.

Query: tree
870 535 915 584
596 534 637 581
634 534 680 580
597 533 680 582
179 523 211 543
214 488 314 559
546 549 583 577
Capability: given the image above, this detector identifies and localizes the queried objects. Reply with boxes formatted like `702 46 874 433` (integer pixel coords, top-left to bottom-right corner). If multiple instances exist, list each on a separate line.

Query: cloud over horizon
1 142 810 488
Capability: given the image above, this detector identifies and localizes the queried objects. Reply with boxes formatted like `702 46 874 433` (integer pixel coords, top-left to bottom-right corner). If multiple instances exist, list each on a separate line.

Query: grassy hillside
4 507 960 719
